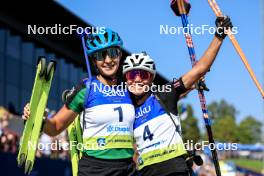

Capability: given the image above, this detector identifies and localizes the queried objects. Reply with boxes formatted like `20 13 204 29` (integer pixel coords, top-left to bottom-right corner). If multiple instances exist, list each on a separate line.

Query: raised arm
181 16 233 90
181 36 222 89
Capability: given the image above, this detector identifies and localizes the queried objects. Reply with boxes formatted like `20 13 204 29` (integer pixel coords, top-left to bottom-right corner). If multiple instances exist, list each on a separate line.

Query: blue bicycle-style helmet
86 28 123 55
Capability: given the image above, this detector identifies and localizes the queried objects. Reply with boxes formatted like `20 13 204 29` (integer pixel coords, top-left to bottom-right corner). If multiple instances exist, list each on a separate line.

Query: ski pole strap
171 0 191 16
196 79 210 92
154 93 181 134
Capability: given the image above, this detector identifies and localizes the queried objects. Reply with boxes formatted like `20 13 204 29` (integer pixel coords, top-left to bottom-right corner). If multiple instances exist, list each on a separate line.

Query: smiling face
94 55 121 78
125 69 153 96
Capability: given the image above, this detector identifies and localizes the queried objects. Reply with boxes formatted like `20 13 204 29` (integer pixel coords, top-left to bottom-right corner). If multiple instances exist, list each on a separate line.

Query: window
49 75 59 100
0 54 4 82
6 34 21 59
6 84 19 112
69 64 78 85
59 58 69 81
0 81 4 105
60 79 68 93
57 99 63 109
46 53 56 67
47 99 58 112
21 42 34 65
78 67 87 80
0 29 6 54
68 82 75 89
35 48 46 62
6 57 20 86
47 53 56 60
21 63 34 91
21 89 31 107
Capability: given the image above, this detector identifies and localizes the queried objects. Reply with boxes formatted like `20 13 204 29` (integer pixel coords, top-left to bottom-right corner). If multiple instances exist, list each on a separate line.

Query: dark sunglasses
125 69 152 81
91 47 122 61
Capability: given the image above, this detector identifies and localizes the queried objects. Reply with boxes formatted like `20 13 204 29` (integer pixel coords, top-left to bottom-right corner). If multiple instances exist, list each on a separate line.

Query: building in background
0 1 168 114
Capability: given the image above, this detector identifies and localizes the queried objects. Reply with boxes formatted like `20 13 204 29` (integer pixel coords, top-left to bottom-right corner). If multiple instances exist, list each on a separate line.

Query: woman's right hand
22 103 30 120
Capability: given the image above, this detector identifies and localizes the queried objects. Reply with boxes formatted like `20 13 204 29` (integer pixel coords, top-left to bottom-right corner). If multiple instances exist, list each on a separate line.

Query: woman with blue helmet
22 29 137 176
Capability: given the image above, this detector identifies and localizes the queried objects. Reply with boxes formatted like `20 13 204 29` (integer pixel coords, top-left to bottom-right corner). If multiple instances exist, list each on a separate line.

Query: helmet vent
130 58 142 67
111 33 115 42
95 36 102 44
104 32 109 42
89 40 96 47
130 58 137 66
138 58 144 65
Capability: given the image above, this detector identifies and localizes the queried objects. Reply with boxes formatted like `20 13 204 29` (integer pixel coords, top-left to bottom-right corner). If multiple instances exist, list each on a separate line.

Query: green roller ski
75 115 83 158
17 57 56 175
62 89 82 175
17 57 46 168
68 118 80 176
24 59 56 174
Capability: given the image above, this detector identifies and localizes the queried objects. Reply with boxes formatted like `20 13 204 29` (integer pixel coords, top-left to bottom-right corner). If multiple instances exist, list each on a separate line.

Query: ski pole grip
170 0 191 16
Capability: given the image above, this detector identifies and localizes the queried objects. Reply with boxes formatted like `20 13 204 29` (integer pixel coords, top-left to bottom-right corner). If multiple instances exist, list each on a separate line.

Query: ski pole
208 0 264 99
81 33 93 95
66 33 93 176
170 0 222 175
80 33 94 149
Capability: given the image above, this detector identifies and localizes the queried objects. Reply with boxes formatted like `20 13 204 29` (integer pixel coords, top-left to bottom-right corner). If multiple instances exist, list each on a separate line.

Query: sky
58 0 263 124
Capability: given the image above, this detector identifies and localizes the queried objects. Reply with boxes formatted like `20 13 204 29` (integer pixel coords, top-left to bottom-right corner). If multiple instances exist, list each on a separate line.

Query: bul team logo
138 157 144 166
97 138 106 147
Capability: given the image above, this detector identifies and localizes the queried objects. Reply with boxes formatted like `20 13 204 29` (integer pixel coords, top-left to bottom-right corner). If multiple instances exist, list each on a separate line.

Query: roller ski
17 57 56 175
62 89 83 176
67 115 83 176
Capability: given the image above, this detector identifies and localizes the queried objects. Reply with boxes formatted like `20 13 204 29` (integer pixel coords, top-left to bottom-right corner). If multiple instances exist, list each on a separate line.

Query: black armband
173 77 187 94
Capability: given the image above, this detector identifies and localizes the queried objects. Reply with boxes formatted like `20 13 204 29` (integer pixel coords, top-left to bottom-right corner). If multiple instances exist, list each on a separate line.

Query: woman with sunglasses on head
123 16 233 176
22 29 137 176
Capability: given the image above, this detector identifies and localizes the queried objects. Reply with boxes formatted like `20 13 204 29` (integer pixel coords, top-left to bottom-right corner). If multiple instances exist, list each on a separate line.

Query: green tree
207 100 238 142
236 116 262 144
180 104 201 143
212 115 237 142
208 100 237 119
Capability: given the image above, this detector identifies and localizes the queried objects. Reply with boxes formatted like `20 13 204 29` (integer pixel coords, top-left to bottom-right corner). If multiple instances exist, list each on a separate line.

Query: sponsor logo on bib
136 106 151 119
97 138 106 147
102 89 125 97
138 157 144 166
107 125 130 133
